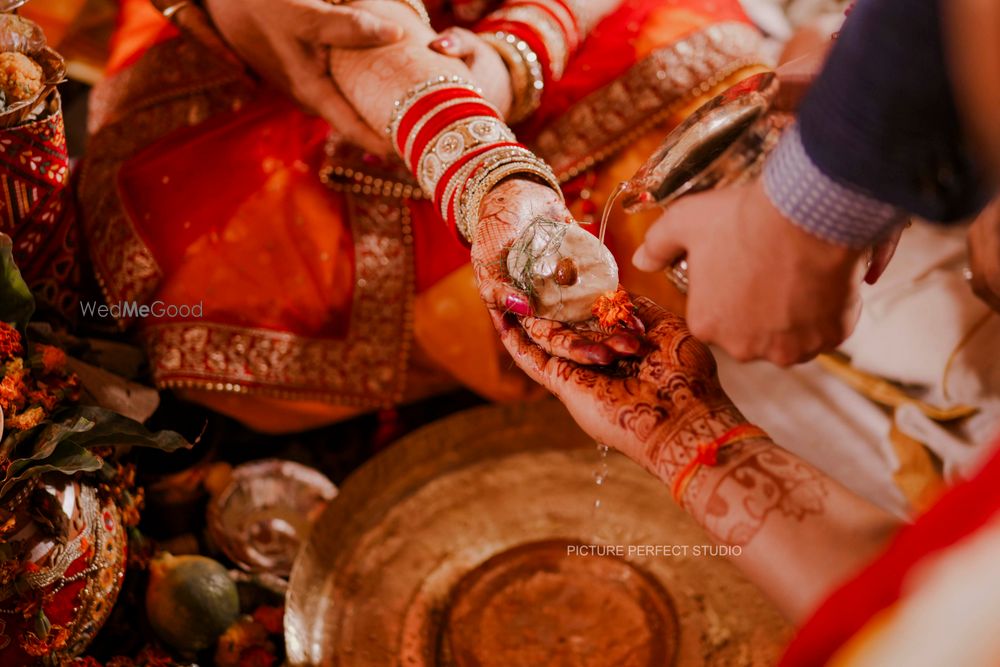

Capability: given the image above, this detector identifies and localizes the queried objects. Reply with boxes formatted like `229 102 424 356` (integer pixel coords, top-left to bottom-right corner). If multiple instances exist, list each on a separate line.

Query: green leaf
0 233 34 332
54 405 192 453
0 439 104 498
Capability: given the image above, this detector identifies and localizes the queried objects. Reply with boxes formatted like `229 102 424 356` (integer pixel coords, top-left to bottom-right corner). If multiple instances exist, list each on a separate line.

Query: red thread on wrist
670 424 768 507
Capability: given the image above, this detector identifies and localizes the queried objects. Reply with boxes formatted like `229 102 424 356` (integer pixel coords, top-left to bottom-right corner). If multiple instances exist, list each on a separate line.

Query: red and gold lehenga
78 0 767 432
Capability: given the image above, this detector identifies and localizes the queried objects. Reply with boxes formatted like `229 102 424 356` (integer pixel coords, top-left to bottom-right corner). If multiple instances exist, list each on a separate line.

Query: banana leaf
0 233 34 333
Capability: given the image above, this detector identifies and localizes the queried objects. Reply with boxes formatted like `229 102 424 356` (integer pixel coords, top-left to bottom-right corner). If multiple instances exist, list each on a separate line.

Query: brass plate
286 401 791 666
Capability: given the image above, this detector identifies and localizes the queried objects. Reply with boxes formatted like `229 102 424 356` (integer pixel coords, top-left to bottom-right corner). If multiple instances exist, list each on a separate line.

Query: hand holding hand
204 0 404 153
429 28 513 118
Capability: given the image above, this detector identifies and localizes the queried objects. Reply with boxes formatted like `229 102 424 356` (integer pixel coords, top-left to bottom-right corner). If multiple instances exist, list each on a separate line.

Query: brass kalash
285 74 793 667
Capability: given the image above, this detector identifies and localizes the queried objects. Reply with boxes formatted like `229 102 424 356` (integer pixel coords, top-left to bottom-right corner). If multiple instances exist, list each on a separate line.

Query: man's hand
632 178 865 365
204 0 403 153
967 200 1000 312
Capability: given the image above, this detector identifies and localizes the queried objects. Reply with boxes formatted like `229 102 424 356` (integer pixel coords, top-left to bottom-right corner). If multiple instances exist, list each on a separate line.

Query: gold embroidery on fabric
143 195 415 407
78 38 253 321
531 22 766 180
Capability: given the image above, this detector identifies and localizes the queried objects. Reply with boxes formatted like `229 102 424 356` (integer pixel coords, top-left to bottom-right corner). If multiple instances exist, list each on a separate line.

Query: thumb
311 5 404 47
289 72 388 154
632 212 688 272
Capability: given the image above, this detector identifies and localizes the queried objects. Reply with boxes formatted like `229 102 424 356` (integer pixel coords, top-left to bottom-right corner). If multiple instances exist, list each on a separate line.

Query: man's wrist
763 123 907 248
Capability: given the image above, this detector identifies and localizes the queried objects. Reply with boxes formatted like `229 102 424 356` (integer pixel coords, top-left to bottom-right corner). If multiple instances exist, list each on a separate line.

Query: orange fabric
106 0 179 75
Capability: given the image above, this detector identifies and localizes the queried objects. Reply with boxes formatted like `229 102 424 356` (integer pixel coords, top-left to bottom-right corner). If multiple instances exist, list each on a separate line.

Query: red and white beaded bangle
475 0 583 83
389 76 561 243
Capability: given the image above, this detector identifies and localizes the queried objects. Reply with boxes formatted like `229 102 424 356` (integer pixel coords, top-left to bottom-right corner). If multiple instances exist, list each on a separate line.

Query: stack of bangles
670 423 769 507
475 0 584 123
388 76 561 244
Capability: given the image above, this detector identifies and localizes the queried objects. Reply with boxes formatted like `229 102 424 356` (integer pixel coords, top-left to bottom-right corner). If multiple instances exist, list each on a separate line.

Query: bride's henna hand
493 296 828 546
475 179 641 363
491 295 737 467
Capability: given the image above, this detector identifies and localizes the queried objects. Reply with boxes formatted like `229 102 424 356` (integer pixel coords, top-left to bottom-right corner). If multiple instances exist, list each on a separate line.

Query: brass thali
286 400 791 666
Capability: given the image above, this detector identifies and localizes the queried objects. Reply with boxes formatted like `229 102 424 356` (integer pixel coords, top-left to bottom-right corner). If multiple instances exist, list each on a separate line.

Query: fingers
490 311 615 396
632 295 676 331
632 211 688 273
429 27 477 59
864 223 905 285
309 4 404 47
284 61 388 153
478 277 533 315
521 317 641 365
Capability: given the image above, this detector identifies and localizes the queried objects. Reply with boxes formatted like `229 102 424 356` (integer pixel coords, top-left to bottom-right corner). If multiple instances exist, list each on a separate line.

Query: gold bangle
416 115 513 194
456 151 561 243
491 5 570 79
478 31 544 124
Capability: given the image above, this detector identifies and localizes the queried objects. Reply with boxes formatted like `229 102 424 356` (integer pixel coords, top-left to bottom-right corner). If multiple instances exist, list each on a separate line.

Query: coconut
506 218 619 322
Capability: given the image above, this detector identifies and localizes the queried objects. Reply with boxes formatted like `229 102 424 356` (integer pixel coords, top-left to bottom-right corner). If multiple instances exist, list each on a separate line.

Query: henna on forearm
326 0 472 134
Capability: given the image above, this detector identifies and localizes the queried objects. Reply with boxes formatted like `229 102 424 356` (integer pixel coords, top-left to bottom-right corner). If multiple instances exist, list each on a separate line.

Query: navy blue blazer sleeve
795 0 992 223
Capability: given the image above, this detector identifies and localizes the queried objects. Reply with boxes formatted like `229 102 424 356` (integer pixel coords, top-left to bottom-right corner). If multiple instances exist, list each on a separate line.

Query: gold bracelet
478 31 544 124
416 115 514 195
490 4 570 79
441 145 527 223
456 151 561 243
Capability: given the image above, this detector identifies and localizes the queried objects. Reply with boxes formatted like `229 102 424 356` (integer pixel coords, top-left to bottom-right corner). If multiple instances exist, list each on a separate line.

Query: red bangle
389 77 560 242
393 87 480 157
670 424 769 507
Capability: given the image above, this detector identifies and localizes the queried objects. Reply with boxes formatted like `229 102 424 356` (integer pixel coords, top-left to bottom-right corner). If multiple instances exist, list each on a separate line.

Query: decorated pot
0 475 127 664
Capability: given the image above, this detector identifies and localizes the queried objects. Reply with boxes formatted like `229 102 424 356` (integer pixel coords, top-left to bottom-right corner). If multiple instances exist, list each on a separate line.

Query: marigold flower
35 344 67 374
0 322 23 360
0 364 26 412
6 405 44 430
592 289 638 331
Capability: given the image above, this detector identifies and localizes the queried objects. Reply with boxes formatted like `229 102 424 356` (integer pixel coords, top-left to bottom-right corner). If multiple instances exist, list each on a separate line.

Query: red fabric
0 106 80 317
520 0 751 138
781 438 1000 666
